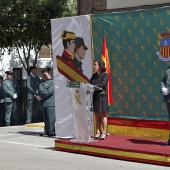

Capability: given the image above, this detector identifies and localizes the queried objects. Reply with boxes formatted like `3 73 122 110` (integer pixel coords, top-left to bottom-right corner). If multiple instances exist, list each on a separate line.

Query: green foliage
66 0 77 16
0 0 77 74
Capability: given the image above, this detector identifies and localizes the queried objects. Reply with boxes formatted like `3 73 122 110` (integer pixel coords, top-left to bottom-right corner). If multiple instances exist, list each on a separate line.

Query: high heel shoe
166 133 170 145
166 139 170 145
94 133 101 140
99 133 106 140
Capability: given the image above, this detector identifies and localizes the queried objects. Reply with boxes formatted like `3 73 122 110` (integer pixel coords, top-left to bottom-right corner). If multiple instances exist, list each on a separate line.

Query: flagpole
101 36 113 135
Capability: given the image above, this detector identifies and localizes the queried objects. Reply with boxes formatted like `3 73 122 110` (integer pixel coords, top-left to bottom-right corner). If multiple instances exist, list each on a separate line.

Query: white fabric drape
51 15 93 138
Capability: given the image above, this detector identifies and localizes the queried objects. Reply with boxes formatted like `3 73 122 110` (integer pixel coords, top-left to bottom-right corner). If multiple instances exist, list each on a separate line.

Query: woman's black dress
90 72 109 113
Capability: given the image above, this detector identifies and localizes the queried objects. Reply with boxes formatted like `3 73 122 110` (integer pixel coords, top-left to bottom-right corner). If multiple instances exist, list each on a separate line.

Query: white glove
13 93 18 99
162 87 169 95
0 99 4 103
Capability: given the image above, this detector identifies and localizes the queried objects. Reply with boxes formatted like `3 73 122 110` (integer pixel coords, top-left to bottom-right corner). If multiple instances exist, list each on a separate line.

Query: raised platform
55 135 170 166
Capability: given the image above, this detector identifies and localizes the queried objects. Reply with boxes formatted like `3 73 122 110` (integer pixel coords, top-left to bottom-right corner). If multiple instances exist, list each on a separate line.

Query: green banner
91 7 170 120
67 82 81 88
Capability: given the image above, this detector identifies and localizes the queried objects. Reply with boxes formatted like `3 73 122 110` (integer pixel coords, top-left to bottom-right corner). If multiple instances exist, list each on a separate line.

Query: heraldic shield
156 32 170 61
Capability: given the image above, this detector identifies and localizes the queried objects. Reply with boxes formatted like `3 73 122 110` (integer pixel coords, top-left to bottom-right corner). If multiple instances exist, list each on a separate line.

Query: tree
0 0 77 75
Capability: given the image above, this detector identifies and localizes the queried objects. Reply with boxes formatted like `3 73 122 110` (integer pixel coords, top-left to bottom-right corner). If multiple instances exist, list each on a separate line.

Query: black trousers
166 103 170 120
0 103 5 126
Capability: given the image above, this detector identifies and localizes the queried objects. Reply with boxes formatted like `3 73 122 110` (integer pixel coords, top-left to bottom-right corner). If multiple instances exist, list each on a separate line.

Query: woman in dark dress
90 60 109 140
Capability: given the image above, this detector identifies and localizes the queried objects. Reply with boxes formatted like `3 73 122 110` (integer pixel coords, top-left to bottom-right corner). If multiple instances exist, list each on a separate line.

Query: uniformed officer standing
0 75 5 126
161 65 170 145
2 71 19 126
26 66 40 124
36 67 56 136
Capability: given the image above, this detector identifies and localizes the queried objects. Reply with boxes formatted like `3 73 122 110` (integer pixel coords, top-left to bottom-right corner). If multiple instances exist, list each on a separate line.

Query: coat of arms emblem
156 31 170 61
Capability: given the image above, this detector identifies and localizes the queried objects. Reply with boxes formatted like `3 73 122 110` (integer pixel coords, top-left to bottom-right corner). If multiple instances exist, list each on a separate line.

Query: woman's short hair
94 60 106 72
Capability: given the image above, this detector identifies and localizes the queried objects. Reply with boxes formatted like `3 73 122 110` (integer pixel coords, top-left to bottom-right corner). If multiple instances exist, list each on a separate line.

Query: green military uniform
38 78 55 136
0 76 5 126
26 73 40 123
161 66 170 145
2 78 19 126
161 66 170 120
73 57 83 73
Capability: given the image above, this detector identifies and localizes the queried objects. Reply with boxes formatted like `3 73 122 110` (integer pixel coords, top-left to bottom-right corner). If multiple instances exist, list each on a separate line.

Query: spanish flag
101 36 114 105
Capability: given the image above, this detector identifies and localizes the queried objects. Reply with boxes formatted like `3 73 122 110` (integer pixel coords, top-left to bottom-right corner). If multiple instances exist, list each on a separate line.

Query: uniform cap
0 75 3 79
41 67 51 74
29 66 37 71
61 30 75 40
75 37 88 50
5 71 13 75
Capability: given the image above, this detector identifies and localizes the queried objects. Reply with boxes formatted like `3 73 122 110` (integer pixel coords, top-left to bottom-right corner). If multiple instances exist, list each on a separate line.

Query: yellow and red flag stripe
101 36 113 105
161 46 170 58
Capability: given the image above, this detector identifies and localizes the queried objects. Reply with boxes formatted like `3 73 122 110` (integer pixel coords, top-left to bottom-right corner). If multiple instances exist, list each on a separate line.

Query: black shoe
48 132 56 137
166 139 170 145
94 133 101 140
40 132 48 136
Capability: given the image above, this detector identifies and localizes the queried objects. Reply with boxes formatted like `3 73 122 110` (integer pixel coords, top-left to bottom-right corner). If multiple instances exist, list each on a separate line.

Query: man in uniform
61 30 76 67
161 65 170 145
2 71 19 126
73 37 88 73
0 75 5 126
36 67 56 137
26 66 40 124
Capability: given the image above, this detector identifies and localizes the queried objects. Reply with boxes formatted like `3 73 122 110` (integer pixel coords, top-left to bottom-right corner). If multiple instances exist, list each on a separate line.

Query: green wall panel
90 7 170 120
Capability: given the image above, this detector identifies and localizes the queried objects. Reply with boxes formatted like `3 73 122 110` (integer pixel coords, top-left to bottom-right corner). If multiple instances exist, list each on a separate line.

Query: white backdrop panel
51 15 92 138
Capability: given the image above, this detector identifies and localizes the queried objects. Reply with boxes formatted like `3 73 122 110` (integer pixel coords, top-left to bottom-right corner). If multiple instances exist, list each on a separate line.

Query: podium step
55 134 170 166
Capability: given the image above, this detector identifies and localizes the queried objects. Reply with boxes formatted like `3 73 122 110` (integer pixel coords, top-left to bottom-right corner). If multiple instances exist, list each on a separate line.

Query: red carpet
55 135 170 166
